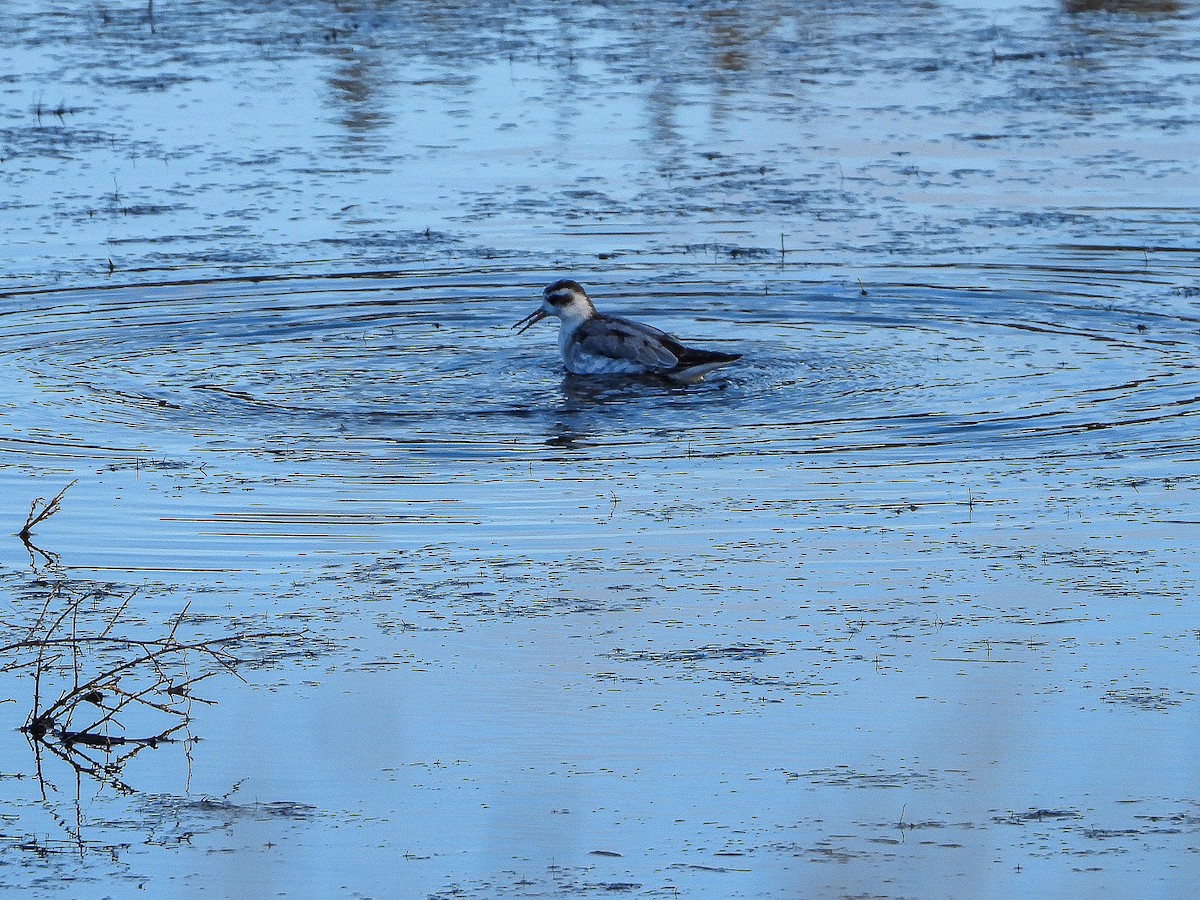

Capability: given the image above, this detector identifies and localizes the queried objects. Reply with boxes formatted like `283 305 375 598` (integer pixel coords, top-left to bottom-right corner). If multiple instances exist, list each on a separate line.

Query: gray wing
574 316 680 368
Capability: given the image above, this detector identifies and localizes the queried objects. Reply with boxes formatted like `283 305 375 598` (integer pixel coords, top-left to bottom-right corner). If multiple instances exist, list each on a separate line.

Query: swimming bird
513 279 740 383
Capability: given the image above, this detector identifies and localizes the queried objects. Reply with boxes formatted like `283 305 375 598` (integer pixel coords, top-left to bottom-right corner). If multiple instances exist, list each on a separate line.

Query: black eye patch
546 293 572 306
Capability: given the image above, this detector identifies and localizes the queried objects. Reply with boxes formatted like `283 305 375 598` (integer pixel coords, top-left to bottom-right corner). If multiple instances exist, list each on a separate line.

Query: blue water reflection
2 2 1200 898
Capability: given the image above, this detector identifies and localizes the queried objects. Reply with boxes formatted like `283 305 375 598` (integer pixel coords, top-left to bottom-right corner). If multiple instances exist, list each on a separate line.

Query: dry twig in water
18 479 78 541
1 582 299 794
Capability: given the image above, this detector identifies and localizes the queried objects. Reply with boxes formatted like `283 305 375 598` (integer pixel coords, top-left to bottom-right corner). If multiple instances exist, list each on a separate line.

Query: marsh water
3 1 1200 897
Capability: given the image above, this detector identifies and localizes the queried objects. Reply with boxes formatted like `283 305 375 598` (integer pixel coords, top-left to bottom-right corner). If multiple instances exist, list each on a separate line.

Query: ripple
2 267 1198 470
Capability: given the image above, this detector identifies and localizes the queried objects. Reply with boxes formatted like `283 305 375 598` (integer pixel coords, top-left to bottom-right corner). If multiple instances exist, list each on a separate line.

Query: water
2 1 1200 898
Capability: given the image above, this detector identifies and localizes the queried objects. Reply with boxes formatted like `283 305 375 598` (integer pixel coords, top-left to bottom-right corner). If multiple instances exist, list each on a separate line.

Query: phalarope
513 279 741 383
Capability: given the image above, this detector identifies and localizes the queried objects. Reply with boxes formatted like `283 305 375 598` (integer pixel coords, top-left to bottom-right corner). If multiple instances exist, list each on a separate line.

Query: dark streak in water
4 271 1198 471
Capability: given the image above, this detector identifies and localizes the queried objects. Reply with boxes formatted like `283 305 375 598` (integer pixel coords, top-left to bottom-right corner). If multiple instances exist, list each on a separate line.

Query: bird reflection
540 373 707 450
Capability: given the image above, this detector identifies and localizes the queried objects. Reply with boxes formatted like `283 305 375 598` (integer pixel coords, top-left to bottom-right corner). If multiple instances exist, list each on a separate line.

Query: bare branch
7 579 302 796
18 480 78 540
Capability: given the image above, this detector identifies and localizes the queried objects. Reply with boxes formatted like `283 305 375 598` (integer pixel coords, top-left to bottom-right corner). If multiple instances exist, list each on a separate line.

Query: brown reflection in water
1063 0 1181 14
547 15 584 146
315 1 405 146
704 6 752 73
326 46 393 143
645 76 685 173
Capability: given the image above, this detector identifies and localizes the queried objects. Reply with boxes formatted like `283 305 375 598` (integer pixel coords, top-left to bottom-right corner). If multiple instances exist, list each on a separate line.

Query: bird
513 279 740 383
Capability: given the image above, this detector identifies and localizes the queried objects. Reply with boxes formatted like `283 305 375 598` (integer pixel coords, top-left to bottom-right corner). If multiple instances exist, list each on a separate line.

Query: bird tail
665 350 741 384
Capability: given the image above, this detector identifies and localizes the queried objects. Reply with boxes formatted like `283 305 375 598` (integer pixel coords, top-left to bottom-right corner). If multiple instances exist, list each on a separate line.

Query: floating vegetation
1103 686 1188 711
605 644 776 664
994 809 1085 825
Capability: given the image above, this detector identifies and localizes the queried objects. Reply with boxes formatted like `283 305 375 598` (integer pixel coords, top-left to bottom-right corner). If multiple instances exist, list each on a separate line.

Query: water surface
2 1 1200 898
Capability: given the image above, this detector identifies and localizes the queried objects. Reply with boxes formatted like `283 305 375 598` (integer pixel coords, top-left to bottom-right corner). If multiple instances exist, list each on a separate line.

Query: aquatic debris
16 479 77 569
605 644 775 664
1102 686 1187 711
17 479 77 542
0 581 299 794
784 765 942 789
993 808 1084 825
